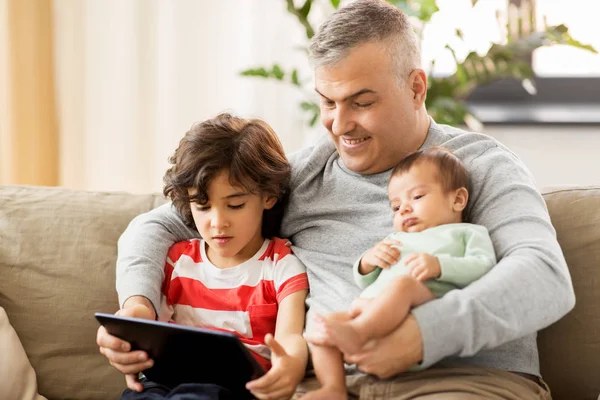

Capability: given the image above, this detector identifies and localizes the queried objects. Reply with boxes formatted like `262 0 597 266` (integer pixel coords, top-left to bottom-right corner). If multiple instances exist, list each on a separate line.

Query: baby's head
163 113 290 241
388 147 470 233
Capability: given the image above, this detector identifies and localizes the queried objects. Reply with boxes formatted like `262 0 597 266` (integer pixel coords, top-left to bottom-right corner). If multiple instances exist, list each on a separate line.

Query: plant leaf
239 67 269 78
300 0 312 19
330 0 341 9
271 64 284 80
291 69 300 86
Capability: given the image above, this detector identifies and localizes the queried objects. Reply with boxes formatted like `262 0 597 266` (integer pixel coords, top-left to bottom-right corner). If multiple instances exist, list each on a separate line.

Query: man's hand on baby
359 239 402 274
405 253 441 281
246 334 304 400
96 303 155 392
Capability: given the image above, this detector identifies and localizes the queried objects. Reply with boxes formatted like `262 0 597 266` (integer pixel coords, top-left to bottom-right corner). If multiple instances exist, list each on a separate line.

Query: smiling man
98 1 573 399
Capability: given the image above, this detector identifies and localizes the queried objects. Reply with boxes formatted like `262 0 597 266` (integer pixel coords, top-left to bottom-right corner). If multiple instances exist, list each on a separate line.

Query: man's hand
405 253 441 282
359 239 402 275
96 300 156 392
246 334 305 400
343 314 423 379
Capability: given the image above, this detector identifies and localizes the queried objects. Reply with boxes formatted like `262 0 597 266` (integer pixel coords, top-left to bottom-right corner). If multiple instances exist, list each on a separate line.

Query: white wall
481 125 600 190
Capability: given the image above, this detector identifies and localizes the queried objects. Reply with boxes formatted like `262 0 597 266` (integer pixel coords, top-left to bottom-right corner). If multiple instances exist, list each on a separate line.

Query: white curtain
53 0 328 193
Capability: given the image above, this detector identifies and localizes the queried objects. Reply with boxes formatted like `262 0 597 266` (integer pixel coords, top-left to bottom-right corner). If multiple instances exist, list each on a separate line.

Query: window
420 0 600 124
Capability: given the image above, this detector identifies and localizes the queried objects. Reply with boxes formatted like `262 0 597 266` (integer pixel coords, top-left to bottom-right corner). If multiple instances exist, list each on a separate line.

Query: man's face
315 42 426 175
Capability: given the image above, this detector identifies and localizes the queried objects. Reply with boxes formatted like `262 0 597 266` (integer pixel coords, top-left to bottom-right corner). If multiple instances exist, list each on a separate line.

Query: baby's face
388 162 462 233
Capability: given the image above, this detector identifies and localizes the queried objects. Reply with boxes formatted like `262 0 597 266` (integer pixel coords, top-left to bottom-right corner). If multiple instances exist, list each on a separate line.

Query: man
98 1 573 398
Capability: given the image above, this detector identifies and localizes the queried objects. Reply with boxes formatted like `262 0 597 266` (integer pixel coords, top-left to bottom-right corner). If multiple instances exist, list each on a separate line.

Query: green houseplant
241 0 596 128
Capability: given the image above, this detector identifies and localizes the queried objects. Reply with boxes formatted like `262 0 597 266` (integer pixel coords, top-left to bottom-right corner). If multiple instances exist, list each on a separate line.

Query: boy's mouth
213 235 232 244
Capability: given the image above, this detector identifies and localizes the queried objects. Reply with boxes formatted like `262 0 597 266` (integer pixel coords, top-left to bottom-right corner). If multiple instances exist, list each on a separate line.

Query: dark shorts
120 379 241 400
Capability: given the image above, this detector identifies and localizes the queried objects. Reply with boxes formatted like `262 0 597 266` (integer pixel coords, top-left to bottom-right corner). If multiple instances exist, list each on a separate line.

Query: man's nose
330 107 355 136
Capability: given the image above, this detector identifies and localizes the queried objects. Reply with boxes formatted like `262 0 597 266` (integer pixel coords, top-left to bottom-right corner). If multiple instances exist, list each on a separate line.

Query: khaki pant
292 366 551 400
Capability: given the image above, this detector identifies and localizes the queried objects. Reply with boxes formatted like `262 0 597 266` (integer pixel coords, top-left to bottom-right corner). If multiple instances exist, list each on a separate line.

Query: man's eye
321 99 335 108
196 205 210 211
229 204 245 210
355 102 373 108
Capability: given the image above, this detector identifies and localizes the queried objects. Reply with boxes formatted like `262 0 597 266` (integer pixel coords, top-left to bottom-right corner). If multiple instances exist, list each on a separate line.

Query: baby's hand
359 239 402 274
246 334 304 400
405 253 441 281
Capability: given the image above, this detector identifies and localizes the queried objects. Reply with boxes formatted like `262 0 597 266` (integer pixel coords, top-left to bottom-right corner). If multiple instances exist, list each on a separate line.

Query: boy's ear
453 187 469 212
263 196 278 210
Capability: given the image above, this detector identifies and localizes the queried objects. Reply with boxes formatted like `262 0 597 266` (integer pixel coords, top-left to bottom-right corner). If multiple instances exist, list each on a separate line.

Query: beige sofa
0 185 599 400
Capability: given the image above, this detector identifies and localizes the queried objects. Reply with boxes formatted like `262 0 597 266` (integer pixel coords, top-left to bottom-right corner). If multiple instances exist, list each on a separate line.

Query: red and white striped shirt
159 237 309 370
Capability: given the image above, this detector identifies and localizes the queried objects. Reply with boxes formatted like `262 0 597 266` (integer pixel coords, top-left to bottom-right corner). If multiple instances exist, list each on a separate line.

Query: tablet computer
95 312 265 397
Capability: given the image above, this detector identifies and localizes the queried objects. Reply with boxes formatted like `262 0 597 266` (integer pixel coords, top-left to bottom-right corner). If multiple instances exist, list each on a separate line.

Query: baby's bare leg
303 344 348 400
323 276 435 354
304 312 349 400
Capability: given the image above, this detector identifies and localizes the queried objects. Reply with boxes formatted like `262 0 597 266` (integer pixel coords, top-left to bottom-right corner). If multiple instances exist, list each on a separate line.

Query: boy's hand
359 239 402 275
246 334 305 400
96 300 156 393
405 253 441 281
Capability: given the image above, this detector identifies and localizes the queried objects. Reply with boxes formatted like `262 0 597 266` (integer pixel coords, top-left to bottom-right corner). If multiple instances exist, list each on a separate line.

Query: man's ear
453 187 469 212
263 196 278 210
408 69 427 109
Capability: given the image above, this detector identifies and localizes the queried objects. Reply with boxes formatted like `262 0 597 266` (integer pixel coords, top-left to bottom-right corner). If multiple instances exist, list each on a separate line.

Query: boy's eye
229 203 245 210
392 205 401 212
414 194 424 200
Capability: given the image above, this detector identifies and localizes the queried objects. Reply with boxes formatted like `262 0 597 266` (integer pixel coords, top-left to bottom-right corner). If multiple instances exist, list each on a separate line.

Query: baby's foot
302 386 347 400
320 316 365 354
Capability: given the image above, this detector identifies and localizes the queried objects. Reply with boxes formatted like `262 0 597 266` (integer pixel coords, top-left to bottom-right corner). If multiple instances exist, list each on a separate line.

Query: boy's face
388 162 465 233
188 169 276 269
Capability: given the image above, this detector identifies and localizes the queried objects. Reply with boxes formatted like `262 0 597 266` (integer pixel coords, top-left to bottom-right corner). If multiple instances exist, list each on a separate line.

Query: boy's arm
435 225 496 287
274 290 309 366
246 290 309 398
116 203 198 313
411 146 575 368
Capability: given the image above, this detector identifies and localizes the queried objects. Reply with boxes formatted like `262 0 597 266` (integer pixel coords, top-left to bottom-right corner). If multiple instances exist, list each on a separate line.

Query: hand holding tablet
95 312 265 398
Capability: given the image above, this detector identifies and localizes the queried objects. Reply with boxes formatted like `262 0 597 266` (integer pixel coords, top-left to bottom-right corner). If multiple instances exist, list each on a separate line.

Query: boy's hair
390 147 471 194
163 113 290 238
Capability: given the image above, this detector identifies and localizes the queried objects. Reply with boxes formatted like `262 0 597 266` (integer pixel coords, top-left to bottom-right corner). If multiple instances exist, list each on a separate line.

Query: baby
305 147 497 399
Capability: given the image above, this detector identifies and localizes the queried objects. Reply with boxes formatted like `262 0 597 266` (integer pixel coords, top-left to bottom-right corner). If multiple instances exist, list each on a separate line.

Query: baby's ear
263 196 278 210
453 187 469 212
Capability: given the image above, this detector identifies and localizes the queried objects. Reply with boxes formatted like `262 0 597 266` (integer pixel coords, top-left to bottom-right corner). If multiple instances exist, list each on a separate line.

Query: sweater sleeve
436 225 496 288
412 146 575 368
116 202 199 310
352 253 381 289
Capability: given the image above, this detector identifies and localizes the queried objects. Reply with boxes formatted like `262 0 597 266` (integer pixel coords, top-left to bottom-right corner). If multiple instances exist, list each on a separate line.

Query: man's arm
412 146 575 367
116 202 198 312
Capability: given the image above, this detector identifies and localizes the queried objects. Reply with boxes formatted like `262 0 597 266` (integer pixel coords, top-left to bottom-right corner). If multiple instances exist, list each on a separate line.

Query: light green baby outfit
354 223 496 299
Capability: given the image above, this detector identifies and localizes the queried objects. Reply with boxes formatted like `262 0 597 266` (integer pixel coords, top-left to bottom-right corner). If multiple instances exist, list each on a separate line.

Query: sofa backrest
537 187 600 400
0 185 599 400
0 185 167 400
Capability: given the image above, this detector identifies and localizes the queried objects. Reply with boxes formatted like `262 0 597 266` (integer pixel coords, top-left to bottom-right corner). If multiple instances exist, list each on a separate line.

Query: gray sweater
117 120 574 376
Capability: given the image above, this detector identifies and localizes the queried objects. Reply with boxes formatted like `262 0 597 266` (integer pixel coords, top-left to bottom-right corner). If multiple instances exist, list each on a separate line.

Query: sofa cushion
538 186 600 400
0 307 47 400
0 185 167 400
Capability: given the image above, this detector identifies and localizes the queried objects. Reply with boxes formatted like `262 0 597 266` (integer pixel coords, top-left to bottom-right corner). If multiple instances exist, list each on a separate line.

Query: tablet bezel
95 312 265 395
